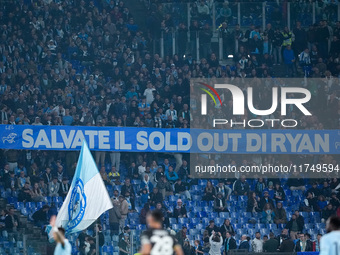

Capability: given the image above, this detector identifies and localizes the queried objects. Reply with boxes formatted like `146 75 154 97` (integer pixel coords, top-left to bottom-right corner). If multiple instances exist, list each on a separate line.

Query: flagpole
96 223 99 255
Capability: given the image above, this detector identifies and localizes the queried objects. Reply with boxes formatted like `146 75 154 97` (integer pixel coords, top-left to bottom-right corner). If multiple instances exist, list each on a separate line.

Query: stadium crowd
0 0 340 254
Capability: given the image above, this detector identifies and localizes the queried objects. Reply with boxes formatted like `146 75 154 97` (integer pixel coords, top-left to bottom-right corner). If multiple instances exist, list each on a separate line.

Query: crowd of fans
0 0 339 254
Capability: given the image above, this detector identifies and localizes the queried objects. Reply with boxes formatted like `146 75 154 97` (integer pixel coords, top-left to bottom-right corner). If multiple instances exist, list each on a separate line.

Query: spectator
59 177 70 199
31 182 45 202
321 203 335 223
239 235 250 251
262 203 275 224
118 195 129 231
286 213 304 240
220 219 235 238
139 203 150 225
174 178 191 200
17 171 30 190
206 220 220 236
278 235 295 252
259 190 274 210
5 171 18 192
203 180 216 201
108 199 121 236
273 182 286 202
330 192 340 208
5 208 19 237
157 175 173 198
149 187 163 206
119 233 130 255
215 180 232 200
176 226 188 248
32 205 50 227
255 178 266 196
283 45 296 77
307 182 321 198
173 199 187 219
209 231 223 255
303 191 319 212
317 195 328 211
121 178 135 211
194 239 204 255
165 165 178 184
251 232 264 252
263 232 279 252
140 174 153 194
314 233 322 252
18 182 33 202
274 202 287 224
214 192 229 213
183 239 194 255
233 176 249 196
224 231 237 254
321 181 332 199
295 233 313 252
49 176 60 197
247 191 261 213
108 166 121 185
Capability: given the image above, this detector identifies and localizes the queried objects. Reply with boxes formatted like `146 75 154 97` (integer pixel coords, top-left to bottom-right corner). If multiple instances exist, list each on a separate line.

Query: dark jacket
121 184 135 197
173 206 187 218
108 203 121 224
239 240 250 251
279 239 295 252
286 216 304 232
234 180 249 195
295 240 313 252
263 238 279 252
259 197 274 210
224 237 237 252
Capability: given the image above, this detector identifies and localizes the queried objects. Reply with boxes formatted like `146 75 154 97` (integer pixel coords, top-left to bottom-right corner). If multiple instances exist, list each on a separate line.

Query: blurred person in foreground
140 210 184 255
50 215 71 255
320 216 340 255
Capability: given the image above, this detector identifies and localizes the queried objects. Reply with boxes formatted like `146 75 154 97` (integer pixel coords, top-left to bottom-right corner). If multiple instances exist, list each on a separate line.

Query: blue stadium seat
172 224 182 230
248 228 256 236
190 218 200 224
215 218 224 226
178 218 189 224
196 223 204 230
255 224 265 230
219 212 230 218
201 218 210 225
169 218 177 224
267 224 277 230
260 229 270 236
189 229 199 236
197 211 207 218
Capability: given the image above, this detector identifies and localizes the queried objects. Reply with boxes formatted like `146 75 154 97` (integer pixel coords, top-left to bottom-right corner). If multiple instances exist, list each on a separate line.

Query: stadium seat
190 218 200 224
178 218 189 224
169 218 177 224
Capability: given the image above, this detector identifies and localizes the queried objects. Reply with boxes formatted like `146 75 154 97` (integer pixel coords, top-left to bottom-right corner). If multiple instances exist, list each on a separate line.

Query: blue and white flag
55 141 113 234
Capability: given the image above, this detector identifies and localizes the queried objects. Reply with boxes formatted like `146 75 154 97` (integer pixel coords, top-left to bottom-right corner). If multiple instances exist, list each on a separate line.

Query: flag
55 141 113 234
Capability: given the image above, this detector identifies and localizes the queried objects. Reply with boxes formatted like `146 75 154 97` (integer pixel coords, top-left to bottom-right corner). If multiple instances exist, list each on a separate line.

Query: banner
0 124 340 154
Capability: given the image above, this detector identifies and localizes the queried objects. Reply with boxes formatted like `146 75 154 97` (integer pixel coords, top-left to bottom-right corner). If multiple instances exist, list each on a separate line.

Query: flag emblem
67 178 87 232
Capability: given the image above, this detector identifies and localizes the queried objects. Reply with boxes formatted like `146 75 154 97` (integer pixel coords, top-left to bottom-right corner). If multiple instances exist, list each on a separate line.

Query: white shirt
143 88 155 105
251 238 263 252
320 230 340 255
